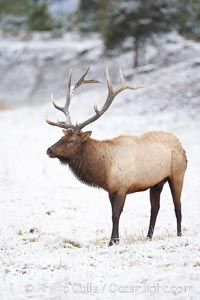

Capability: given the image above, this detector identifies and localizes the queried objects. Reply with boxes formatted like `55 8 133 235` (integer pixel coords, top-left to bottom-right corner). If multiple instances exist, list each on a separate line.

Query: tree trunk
134 37 140 68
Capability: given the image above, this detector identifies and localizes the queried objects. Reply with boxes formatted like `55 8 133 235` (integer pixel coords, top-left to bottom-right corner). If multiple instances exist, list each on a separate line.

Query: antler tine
63 68 73 124
60 69 73 124
75 66 101 89
46 68 73 129
46 116 64 128
114 67 144 95
46 115 77 131
50 67 72 120
106 66 114 95
51 68 72 115
66 68 72 107
119 67 125 87
51 94 62 111
75 66 90 88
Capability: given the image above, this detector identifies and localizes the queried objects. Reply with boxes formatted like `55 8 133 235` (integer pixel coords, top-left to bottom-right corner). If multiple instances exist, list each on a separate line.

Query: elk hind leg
168 177 184 237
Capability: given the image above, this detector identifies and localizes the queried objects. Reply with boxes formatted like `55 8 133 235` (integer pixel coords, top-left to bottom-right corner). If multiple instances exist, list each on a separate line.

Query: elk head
46 66 143 161
46 129 92 162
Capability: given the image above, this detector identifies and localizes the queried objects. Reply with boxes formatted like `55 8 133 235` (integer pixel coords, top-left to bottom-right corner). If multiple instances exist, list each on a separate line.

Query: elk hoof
108 238 119 247
177 232 182 237
146 236 152 241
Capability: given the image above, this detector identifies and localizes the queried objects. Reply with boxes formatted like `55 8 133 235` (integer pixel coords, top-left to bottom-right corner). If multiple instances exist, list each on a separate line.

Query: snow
0 32 200 300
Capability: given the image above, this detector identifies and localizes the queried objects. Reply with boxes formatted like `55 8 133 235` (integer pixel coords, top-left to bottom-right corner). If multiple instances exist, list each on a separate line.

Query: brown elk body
46 67 187 246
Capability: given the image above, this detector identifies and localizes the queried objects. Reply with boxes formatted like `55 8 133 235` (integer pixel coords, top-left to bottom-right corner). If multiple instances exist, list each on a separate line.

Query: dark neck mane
60 139 109 190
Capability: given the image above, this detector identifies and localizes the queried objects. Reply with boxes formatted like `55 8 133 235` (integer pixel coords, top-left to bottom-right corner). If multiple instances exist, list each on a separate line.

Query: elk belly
109 143 171 194
133 145 171 192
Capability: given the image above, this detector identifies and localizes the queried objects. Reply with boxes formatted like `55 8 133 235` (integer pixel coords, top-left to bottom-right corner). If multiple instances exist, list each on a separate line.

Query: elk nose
47 148 53 156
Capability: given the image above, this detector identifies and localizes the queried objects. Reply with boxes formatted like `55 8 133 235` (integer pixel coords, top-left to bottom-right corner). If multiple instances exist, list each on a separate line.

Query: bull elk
46 67 187 246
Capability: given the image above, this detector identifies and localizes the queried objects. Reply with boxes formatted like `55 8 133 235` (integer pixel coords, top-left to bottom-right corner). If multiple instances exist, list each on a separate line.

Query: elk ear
81 131 92 142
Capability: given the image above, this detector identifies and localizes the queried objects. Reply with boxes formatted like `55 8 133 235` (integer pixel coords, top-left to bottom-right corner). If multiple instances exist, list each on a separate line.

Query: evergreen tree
103 0 175 67
77 0 110 32
28 2 53 31
175 0 200 40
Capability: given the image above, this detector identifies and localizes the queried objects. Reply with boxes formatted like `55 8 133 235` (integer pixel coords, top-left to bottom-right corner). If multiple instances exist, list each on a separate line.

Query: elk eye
68 139 75 144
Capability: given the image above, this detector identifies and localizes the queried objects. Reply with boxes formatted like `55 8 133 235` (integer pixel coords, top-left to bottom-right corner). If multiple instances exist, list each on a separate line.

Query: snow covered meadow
0 32 200 299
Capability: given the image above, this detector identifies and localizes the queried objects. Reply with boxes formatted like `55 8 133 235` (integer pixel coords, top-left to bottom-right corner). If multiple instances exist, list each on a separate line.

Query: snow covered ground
0 32 200 300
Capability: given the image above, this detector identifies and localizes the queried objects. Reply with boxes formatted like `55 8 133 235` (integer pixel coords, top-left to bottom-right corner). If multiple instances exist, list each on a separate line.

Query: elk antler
46 67 143 133
46 66 100 131
74 67 143 132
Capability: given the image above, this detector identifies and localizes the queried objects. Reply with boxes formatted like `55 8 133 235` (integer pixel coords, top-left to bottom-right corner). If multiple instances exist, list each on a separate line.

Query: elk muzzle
46 147 56 158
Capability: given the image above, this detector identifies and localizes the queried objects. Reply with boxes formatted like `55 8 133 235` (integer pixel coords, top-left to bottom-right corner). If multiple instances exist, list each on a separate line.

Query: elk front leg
109 193 126 246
